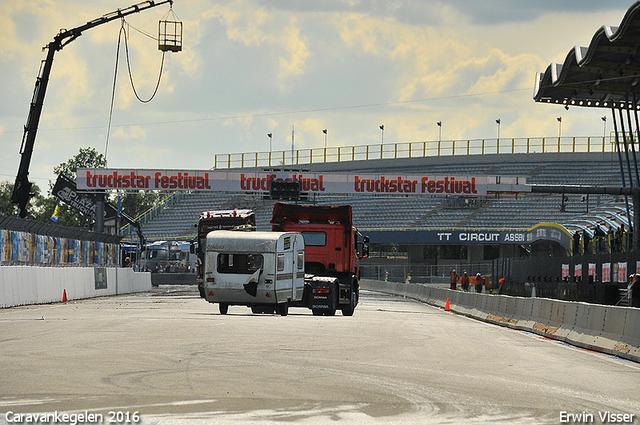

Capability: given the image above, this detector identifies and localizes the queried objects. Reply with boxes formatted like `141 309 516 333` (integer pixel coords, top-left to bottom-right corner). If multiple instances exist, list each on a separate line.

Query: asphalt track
0 285 639 425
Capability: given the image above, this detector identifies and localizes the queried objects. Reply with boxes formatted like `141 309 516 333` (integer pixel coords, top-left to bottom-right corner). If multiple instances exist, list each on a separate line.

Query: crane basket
158 8 182 52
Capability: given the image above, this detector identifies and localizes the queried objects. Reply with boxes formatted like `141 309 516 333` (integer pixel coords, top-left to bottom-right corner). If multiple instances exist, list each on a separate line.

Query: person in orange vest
475 273 484 293
450 270 458 290
460 271 470 292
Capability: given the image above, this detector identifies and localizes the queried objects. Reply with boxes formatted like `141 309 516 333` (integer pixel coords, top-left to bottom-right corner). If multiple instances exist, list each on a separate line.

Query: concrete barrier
519 298 541 333
432 288 447 309
486 295 520 329
484 295 499 321
597 307 630 357
620 308 640 361
502 297 518 322
529 300 564 340
554 302 578 340
467 292 481 318
151 273 196 286
567 303 599 350
455 291 473 316
511 297 527 328
360 279 639 363
0 266 151 308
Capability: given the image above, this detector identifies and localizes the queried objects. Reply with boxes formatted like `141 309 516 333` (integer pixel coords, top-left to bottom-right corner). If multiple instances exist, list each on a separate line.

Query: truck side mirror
362 236 370 258
190 241 195 254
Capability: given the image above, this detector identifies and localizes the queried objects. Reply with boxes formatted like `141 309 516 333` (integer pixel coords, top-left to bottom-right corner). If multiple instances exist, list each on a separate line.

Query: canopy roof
534 1 640 109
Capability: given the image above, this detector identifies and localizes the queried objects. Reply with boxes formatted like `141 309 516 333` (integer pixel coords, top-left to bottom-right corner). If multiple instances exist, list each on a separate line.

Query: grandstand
129 150 630 250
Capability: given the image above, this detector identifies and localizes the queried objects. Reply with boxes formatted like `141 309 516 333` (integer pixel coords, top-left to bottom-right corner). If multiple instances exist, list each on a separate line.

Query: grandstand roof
534 1 640 108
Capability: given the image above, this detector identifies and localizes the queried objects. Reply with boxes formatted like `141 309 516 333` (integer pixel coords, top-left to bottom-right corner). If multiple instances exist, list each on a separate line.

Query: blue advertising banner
364 223 572 251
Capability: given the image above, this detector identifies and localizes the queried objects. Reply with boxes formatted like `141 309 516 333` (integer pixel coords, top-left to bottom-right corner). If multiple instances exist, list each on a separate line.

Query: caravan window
217 253 263 274
297 251 304 270
277 254 285 271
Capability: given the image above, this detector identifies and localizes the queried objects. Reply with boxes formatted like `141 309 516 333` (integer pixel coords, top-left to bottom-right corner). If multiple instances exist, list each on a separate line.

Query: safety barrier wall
0 266 151 308
0 229 118 266
360 279 640 363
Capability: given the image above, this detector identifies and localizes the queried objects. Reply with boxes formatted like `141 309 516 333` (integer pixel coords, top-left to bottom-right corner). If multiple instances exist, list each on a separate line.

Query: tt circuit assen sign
76 168 527 196
366 223 573 250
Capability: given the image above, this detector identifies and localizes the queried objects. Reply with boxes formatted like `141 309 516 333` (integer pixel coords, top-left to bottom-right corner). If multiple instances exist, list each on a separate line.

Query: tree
3 148 162 228
49 147 161 226
53 147 106 180
0 180 44 219
33 192 85 227
119 191 162 219
39 147 108 227
0 181 16 217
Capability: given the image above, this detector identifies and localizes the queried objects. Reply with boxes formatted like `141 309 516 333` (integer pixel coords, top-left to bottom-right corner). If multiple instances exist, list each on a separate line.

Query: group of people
152 262 193 273
447 268 639 307
611 225 631 253
450 270 485 293
572 225 633 255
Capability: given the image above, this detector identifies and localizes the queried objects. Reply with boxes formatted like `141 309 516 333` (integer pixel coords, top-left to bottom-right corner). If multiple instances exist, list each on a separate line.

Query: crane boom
12 0 173 218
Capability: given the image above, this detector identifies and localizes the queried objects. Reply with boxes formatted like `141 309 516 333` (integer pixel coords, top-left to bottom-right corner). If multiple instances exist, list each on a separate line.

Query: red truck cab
271 203 368 315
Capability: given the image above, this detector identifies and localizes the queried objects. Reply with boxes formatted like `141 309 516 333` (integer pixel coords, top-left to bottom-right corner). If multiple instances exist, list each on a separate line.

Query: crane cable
123 20 166 104
104 18 166 159
104 20 124 160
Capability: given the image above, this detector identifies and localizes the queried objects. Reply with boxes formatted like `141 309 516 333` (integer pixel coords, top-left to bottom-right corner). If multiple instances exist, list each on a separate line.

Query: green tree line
0 148 161 227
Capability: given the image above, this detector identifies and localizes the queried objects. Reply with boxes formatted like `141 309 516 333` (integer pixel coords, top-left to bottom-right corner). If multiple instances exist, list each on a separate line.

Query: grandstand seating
127 151 632 243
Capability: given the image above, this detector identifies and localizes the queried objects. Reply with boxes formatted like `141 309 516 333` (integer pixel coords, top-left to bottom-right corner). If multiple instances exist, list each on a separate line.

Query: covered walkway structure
534 0 640 251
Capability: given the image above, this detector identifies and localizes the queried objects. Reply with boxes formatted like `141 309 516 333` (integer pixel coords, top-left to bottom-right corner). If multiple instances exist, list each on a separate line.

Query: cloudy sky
0 0 635 189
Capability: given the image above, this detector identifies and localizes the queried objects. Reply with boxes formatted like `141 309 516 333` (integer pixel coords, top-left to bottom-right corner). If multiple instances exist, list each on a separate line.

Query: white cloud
277 16 309 81
0 0 635 188
112 125 148 140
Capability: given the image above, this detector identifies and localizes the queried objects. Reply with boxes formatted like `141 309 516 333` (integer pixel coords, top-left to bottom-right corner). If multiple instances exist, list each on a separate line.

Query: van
203 231 305 315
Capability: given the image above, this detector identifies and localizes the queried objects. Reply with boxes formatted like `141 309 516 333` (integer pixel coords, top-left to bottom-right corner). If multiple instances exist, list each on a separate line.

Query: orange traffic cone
445 298 450 311
62 289 68 303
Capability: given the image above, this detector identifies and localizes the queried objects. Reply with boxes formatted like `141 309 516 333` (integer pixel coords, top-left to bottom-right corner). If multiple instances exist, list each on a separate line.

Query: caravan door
275 234 304 303
293 235 305 300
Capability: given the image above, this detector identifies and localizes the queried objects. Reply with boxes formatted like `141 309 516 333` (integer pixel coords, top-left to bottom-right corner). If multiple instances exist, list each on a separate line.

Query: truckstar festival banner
77 168 527 196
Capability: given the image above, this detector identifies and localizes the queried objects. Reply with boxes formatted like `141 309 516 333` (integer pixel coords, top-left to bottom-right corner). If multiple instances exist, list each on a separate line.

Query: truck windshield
147 249 166 260
302 231 326 246
217 253 263 274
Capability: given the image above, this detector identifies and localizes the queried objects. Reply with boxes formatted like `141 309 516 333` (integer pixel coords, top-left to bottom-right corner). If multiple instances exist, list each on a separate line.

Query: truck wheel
342 290 356 316
198 285 205 298
279 302 289 316
219 303 229 315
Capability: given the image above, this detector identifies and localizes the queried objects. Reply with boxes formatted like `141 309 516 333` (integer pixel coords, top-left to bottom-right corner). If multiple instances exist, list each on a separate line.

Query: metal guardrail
0 215 121 244
361 261 493 284
213 136 613 169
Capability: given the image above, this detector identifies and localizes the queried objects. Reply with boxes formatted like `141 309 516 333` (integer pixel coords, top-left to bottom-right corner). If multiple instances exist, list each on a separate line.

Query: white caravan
203 231 305 315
